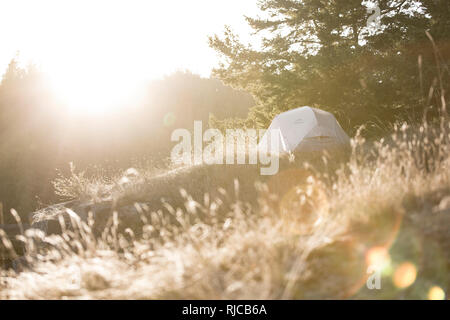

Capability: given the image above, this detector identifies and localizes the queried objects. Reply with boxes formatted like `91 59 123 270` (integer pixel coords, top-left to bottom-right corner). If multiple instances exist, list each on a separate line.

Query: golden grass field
0 121 449 300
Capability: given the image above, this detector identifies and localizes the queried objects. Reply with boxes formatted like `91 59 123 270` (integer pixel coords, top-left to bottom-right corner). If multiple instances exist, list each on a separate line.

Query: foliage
209 0 450 135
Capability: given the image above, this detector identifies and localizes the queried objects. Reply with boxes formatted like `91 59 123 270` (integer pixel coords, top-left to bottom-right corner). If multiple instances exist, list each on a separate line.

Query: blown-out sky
0 0 258 111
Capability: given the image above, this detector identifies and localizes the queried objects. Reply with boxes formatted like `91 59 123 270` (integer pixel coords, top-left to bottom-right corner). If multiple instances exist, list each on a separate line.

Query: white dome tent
258 106 350 154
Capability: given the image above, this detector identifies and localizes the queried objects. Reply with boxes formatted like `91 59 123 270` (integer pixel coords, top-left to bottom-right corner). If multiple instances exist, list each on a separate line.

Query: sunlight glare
48 64 143 114
0 0 258 114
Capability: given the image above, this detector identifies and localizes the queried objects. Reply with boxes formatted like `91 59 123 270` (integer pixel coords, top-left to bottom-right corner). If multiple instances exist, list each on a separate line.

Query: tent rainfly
258 106 350 154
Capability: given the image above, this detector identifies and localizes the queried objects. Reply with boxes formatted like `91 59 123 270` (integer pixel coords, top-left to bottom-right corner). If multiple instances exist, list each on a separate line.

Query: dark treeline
0 64 254 221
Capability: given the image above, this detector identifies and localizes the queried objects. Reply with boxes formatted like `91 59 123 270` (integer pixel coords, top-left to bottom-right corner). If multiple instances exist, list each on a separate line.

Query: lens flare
428 286 445 300
393 262 417 289
365 246 391 269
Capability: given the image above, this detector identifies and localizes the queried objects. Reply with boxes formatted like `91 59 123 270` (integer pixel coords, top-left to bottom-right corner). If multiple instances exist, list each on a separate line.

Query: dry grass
0 121 449 300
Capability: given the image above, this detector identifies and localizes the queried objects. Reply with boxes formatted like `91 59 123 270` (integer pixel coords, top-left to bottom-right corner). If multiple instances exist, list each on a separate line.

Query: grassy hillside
0 121 449 299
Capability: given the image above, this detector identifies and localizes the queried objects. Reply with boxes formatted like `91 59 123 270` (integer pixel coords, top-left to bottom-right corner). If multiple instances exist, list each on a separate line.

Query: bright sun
48 64 143 114
0 0 258 114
